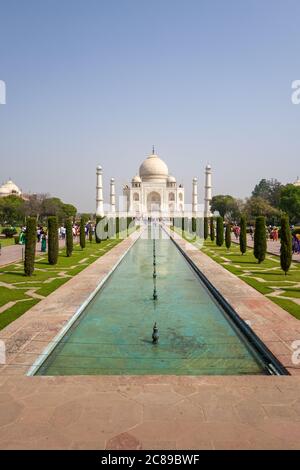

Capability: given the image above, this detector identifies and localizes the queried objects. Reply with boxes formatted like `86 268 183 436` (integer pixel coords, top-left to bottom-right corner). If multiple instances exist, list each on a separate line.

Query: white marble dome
132 175 142 183
139 153 169 182
0 179 22 197
167 175 176 183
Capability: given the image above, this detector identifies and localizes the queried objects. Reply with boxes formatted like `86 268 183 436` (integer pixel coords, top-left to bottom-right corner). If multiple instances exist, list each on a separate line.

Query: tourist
41 233 47 252
249 225 254 241
61 226 66 240
37 226 41 242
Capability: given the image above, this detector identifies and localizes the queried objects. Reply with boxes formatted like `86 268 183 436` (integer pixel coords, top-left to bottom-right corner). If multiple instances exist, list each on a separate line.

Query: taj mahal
95 147 213 218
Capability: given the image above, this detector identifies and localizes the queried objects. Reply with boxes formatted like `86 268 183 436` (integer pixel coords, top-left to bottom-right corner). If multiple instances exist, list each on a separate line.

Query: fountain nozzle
152 322 159 344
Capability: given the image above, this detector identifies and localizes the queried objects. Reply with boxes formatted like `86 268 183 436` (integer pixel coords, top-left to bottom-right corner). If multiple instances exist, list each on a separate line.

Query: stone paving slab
0 375 300 449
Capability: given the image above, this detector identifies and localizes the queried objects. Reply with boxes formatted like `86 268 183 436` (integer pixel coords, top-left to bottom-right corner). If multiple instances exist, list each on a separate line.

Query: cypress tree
280 215 292 275
48 216 59 265
239 216 247 255
116 217 120 237
216 216 224 247
65 218 73 257
119 217 126 237
225 223 231 250
204 217 209 240
254 216 267 264
108 217 116 239
184 217 189 234
89 228 93 243
210 217 215 242
192 217 196 234
24 216 36 276
95 216 102 243
196 217 202 237
181 217 184 234
80 217 86 249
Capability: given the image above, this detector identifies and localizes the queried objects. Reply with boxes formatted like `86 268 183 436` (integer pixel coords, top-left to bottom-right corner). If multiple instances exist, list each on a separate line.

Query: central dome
139 153 169 182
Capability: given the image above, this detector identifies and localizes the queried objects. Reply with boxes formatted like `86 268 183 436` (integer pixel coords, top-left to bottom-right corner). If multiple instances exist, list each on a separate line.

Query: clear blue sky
0 0 300 211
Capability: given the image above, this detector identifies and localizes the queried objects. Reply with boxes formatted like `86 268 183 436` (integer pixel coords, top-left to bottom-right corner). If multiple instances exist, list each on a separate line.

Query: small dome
96 165 102 171
167 175 176 183
0 179 21 196
206 164 211 170
132 175 142 183
139 152 169 182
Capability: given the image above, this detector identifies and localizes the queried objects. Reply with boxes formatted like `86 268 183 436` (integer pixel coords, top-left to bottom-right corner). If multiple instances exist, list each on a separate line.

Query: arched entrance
147 191 161 213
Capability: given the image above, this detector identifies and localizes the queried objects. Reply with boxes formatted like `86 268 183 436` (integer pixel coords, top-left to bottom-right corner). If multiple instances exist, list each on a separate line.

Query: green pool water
36 227 265 376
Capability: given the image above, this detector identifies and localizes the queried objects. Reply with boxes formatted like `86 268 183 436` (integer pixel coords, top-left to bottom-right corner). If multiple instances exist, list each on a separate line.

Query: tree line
210 178 300 225
0 193 77 226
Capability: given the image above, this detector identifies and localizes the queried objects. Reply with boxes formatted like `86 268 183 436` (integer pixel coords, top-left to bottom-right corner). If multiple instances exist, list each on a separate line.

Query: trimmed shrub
204 217 209 240
95 216 102 243
280 216 292 275
225 224 231 249
239 216 247 255
2 227 17 238
210 217 215 241
65 218 73 257
80 217 86 248
192 217 196 234
116 217 120 237
108 217 116 239
216 216 224 246
24 217 36 276
48 216 59 265
254 216 267 264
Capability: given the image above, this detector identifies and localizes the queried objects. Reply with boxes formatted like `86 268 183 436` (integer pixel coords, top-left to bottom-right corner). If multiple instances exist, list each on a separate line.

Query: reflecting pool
36 227 265 375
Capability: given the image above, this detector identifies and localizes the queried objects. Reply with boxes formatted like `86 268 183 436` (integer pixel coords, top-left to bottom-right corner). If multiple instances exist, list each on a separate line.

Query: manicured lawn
0 236 126 330
173 228 300 320
0 237 17 247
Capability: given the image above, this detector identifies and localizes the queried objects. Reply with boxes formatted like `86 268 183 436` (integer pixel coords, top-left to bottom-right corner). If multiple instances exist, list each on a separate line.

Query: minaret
204 164 212 217
110 178 116 213
96 165 104 217
192 177 198 213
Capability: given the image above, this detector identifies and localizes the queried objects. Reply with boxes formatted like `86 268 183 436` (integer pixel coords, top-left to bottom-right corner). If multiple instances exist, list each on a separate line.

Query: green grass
0 237 17 247
0 235 127 330
0 299 40 330
173 228 300 320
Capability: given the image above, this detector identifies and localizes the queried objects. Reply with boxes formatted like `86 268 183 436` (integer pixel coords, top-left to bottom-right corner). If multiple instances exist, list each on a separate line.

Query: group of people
16 221 95 253
267 225 279 241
